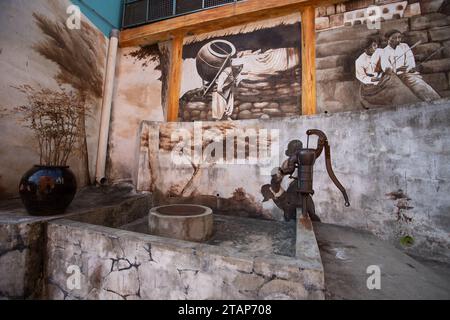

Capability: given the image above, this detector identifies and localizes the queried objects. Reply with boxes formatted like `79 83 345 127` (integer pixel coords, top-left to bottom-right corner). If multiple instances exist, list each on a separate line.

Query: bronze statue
262 129 350 222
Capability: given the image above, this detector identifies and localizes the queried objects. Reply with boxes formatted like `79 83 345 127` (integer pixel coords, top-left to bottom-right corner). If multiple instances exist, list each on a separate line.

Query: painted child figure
261 140 321 222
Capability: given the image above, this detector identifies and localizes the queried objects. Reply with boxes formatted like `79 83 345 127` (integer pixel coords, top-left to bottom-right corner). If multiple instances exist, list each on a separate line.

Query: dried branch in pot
12 85 88 166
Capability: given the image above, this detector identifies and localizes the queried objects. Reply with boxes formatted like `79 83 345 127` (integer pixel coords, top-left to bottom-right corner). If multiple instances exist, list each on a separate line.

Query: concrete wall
137 100 450 262
0 222 45 299
0 0 108 199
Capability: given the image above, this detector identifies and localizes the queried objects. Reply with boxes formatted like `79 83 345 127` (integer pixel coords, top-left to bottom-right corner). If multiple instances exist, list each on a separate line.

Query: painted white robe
355 49 382 85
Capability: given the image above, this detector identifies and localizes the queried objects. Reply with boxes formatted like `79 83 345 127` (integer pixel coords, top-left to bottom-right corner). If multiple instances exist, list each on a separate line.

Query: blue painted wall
71 0 123 36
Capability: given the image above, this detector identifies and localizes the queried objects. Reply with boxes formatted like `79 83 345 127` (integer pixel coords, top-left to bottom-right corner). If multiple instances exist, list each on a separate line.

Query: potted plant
14 85 85 216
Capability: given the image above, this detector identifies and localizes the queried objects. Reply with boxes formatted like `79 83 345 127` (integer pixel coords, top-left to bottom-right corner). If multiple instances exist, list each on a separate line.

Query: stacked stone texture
180 68 301 121
316 0 450 114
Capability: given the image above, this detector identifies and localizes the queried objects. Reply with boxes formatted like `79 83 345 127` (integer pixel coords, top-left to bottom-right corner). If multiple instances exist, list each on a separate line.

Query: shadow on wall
31 13 106 185
0 1 107 199
0 176 5 197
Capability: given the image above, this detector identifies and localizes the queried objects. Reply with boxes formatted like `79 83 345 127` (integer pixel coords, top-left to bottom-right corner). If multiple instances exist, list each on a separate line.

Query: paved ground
314 223 450 300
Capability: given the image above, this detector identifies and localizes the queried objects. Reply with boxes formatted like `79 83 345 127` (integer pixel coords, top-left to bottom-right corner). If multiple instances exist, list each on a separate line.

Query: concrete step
314 222 450 300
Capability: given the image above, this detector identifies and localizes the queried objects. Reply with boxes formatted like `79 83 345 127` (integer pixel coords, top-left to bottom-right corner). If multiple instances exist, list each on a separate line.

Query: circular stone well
149 204 213 242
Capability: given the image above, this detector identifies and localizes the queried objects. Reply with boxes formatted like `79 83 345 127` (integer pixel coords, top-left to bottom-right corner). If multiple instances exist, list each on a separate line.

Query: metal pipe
95 29 119 185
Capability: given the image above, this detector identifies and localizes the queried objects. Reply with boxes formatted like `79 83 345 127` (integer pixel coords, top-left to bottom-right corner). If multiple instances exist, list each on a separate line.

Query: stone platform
122 214 297 257
0 184 151 299
2 186 448 300
44 209 325 300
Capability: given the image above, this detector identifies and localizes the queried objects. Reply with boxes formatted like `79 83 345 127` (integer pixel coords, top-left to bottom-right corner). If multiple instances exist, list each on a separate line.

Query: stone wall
316 0 450 113
44 216 324 300
315 0 415 30
0 186 150 299
0 222 45 299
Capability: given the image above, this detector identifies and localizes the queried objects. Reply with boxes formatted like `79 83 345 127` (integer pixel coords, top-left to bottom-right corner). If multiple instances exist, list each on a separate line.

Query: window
123 0 243 28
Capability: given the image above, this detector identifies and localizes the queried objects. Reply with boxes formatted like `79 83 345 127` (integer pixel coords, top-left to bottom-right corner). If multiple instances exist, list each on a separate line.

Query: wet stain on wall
386 189 414 222
127 44 169 115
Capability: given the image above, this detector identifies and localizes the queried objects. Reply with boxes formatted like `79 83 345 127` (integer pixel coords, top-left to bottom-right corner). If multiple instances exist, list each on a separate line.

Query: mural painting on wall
179 16 302 122
143 122 277 220
138 123 350 223
355 29 441 108
316 0 450 113
0 0 106 197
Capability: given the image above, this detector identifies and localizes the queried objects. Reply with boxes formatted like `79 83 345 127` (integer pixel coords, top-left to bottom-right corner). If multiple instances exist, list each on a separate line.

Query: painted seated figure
356 30 441 109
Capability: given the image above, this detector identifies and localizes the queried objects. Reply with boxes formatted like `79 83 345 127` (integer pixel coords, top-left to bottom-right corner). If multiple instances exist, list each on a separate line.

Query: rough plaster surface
138 100 450 262
44 215 324 300
0 222 44 299
108 46 165 184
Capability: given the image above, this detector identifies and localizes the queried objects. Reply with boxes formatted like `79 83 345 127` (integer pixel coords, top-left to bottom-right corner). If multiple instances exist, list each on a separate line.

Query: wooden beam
166 35 184 122
120 0 346 47
301 6 316 115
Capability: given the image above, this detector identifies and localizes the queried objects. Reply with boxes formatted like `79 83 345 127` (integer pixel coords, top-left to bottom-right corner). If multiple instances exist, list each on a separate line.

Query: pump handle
306 129 350 207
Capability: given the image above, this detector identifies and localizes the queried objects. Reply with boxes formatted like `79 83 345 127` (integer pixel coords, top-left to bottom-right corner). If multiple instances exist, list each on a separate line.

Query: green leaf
400 235 414 247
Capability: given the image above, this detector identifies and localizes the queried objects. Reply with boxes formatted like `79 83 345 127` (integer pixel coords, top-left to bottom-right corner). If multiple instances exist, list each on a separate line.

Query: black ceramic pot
19 165 77 216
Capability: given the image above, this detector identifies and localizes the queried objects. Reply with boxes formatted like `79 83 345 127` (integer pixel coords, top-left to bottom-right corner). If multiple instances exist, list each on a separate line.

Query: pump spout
306 129 326 159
